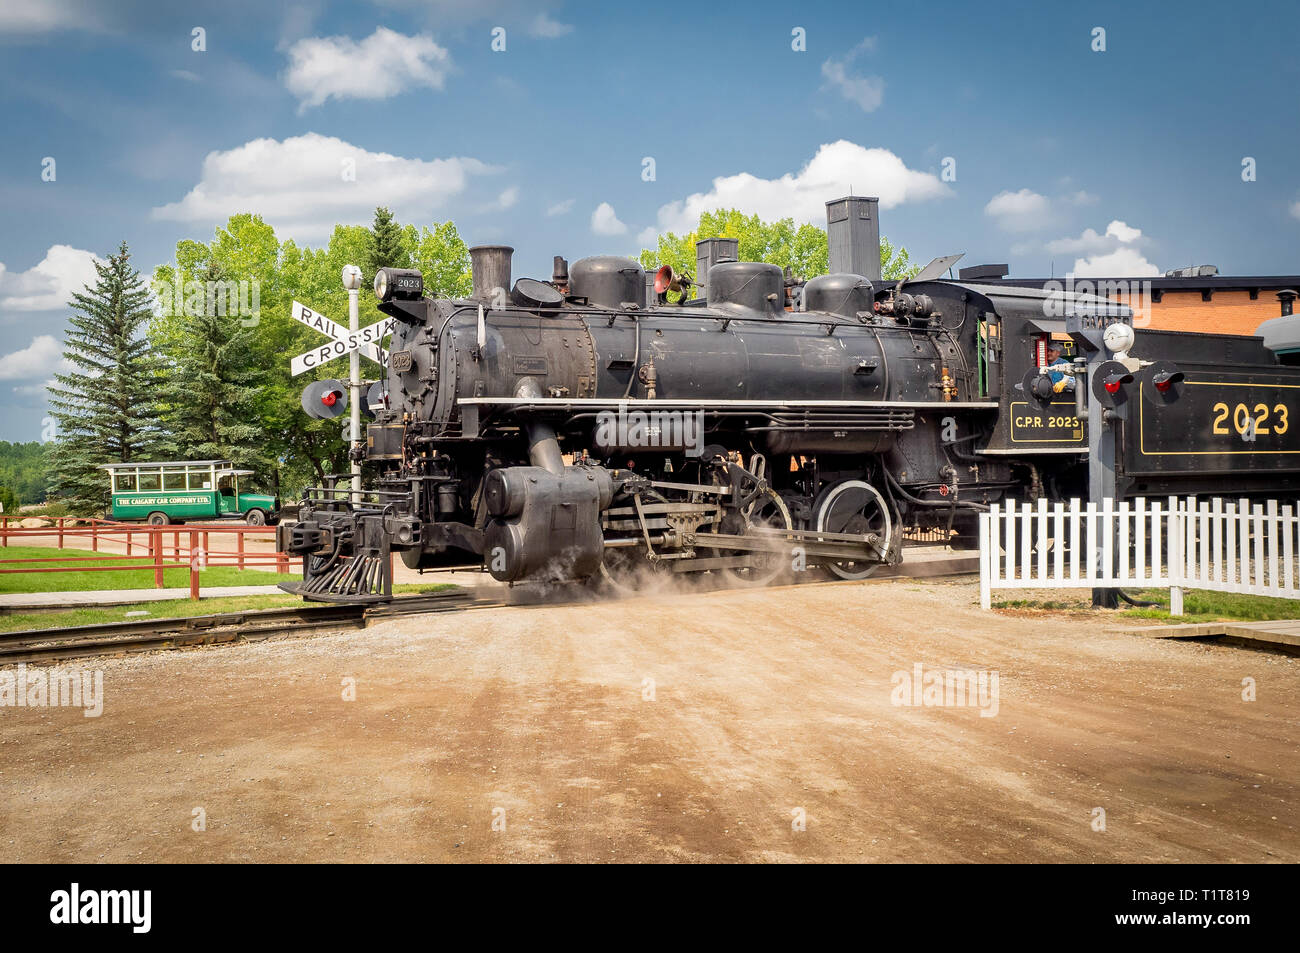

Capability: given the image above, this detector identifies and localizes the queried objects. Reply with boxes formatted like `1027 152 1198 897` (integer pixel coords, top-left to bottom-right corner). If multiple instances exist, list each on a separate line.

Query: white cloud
546 199 575 217
0 336 67 381
283 27 451 111
151 133 498 240
1289 200 1300 221
647 140 949 236
170 69 201 83
1065 190 1098 206
984 189 1053 232
1046 220 1145 256
1046 220 1160 277
529 13 573 37
591 202 628 236
13 379 56 398
821 38 884 112
0 245 100 313
483 186 518 211
1070 246 1161 277
1106 220 1142 244
0 0 102 34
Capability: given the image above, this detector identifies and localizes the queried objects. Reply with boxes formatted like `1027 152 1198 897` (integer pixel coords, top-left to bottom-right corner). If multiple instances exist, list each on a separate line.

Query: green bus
102 460 279 526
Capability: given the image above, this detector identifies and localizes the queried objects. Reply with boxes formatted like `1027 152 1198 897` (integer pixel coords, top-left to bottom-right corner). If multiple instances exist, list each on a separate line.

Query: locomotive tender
278 196 1300 600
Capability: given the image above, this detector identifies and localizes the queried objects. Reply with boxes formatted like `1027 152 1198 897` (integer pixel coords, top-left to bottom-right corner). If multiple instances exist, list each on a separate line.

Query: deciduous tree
639 209 919 301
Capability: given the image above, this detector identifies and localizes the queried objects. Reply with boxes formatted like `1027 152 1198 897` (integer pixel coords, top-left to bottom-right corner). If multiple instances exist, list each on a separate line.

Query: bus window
163 469 186 490
188 470 212 490
138 471 161 491
117 473 137 492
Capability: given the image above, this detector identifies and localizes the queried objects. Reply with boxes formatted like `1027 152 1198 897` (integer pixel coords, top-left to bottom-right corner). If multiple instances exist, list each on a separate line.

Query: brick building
956 265 1298 338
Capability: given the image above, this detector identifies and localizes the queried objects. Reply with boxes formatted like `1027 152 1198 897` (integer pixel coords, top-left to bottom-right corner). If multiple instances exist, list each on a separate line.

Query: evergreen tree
46 241 165 515
158 259 271 475
0 484 19 518
367 206 407 278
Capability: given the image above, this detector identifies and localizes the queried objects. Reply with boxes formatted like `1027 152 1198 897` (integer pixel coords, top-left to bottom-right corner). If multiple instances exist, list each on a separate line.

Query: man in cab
1045 343 1074 394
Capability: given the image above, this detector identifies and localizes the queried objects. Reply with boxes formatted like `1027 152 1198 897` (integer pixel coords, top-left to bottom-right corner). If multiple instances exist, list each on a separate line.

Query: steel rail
0 590 484 665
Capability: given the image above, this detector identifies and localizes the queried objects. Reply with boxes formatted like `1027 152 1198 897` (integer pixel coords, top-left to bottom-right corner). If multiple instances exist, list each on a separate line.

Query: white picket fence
979 496 1300 615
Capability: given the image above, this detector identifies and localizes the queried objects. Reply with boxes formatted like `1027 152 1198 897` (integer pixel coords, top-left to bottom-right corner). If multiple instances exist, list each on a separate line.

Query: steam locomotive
277 196 1300 601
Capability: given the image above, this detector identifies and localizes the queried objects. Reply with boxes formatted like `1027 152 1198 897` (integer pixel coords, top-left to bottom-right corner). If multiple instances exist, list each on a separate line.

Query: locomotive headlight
1103 322 1135 356
374 267 425 303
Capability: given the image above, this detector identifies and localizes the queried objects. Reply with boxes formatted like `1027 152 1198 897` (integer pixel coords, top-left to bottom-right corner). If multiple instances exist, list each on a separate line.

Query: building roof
99 460 233 469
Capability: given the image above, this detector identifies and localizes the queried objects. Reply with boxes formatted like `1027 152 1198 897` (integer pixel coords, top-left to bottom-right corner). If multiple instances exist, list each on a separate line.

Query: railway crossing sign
290 301 393 376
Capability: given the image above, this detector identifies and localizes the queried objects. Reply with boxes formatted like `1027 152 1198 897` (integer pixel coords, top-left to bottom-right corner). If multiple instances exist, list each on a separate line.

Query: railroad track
0 559 981 665
0 590 501 665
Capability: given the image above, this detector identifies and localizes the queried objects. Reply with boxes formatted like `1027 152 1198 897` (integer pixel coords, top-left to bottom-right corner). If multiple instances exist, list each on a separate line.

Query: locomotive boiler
278 196 1300 601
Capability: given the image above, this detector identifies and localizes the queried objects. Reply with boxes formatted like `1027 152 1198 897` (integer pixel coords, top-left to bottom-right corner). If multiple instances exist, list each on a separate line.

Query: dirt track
1 578 1296 862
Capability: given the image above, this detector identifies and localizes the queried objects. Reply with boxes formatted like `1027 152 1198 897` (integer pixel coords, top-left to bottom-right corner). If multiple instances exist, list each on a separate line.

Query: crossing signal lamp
1140 360 1185 405
300 379 349 419
1091 360 1134 409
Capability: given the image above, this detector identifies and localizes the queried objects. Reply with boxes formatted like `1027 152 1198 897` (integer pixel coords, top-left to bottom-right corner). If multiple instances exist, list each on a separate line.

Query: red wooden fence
0 517 297 600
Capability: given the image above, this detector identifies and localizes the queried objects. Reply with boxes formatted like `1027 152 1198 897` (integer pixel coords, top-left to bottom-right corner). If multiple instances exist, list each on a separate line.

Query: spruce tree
367 206 407 278
46 241 165 515
158 260 271 476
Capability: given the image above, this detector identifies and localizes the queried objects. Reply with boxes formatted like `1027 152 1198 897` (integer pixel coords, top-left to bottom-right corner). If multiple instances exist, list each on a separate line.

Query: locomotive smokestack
470 244 514 301
826 196 881 282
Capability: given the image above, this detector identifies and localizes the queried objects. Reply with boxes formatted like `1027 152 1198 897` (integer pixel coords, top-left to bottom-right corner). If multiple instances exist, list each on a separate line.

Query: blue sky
1 0 1298 441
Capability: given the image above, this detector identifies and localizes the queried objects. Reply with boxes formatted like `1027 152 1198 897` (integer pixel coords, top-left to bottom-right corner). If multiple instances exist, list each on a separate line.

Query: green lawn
993 587 1300 624
0 582 458 633
1119 588 1300 624
0 545 297 593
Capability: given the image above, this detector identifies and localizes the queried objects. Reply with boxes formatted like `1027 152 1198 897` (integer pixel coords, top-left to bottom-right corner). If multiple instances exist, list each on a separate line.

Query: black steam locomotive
278 197 1300 601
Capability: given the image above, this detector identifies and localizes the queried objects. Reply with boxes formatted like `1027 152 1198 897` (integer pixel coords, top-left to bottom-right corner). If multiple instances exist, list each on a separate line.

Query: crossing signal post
341 265 364 497
1061 314 1140 607
288 267 392 502
1051 315 1186 607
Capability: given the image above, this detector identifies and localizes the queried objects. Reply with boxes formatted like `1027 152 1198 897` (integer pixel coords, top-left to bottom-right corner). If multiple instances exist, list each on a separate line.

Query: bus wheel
244 508 267 526
147 512 170 526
